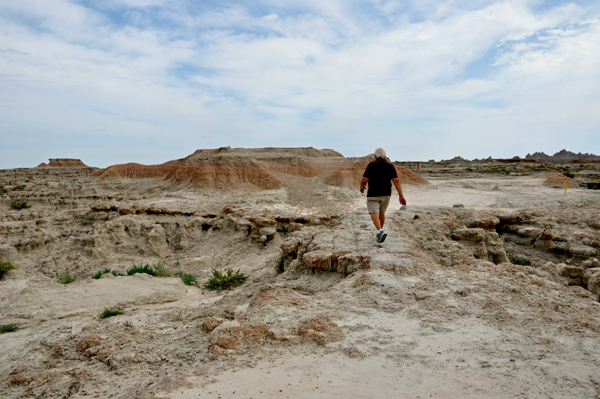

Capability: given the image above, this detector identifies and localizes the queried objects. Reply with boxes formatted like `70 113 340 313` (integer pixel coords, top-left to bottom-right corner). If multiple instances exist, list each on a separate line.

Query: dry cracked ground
1 166 600 398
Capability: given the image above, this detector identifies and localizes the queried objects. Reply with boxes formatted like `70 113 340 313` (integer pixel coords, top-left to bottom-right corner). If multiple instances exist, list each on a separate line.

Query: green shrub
99 308 124 319
10 198 30 209
466 168 473 172
563 171 575 178
12 184 26 191
0 259 18 278
0 324 20 334
126 261 170 277
127 264 157 276
92 268 123 279
154 260 171 277
179 272 197 286
491 168 510 175
123 321 134 328
203 268 248 291
58 272 77 284
509 255 531 266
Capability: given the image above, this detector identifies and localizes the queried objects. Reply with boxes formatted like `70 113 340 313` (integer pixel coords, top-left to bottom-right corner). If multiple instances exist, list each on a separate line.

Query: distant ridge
525 149 600 163
440 149 600 164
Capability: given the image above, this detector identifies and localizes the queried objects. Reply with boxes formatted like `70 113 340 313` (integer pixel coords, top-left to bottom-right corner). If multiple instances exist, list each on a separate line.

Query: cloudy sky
1 0 599 168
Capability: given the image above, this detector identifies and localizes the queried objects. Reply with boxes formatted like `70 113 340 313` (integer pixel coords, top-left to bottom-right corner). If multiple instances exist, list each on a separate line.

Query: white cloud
0 0 599 167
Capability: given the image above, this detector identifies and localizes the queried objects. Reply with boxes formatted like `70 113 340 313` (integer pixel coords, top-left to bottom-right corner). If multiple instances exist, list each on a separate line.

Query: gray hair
374 147 386 159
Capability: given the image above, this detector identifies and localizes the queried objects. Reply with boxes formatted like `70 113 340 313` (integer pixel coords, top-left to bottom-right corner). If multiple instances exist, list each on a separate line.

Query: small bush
58 272 77 284
0 324 20 334
203 268 248 291
466 168 473 172
154 260 171 277
12 184 27 191
127 264 157 276
509 255 531 266
123 321 134 328
491 168 510 175
126 261 170 277
99 308 124 319
563 171 575 178
179 272 197 286
92 268 123 279
10 198 30 209
0 259 18 278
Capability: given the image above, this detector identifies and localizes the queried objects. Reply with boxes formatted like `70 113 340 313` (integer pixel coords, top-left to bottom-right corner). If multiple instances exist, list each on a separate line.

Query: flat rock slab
299 211 429 274
0 274 198 321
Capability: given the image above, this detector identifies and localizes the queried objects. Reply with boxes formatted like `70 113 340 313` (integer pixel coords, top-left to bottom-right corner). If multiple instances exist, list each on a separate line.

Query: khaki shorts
366 196 391 214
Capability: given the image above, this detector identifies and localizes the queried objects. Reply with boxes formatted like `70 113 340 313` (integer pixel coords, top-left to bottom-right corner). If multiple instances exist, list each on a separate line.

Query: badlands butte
1 147 600 399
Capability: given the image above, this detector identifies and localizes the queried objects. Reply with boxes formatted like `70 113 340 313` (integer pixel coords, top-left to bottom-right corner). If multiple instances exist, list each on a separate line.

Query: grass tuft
0 324 21 334
123 321 134 328
203 268 248 291
58 271 77 284
92 268 123 279
10 198 30 209
12 184 26 191
563 171 575 178
154 260 171 277
0 259 18 279
179 272 197 286
127 264 157 276
99 308 124 319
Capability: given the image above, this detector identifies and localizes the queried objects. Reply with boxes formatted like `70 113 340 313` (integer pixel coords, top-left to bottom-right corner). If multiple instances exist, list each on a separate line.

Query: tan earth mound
94 147 345 190
46 158 88 167
95 159 286 190
181 146 343 160
543 174 580 188
324 161 429 189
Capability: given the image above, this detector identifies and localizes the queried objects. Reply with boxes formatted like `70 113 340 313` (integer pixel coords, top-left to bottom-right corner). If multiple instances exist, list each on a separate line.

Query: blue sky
1 0 599 167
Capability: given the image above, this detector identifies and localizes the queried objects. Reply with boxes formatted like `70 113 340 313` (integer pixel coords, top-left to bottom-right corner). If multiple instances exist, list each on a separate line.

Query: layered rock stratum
1 148 599 398
93 147 429 190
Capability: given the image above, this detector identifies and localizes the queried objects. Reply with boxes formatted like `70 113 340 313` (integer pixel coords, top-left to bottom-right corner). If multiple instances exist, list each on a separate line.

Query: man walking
360 147 407 243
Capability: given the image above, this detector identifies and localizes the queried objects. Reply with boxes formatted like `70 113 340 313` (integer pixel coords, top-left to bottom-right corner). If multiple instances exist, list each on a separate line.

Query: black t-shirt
363 158 398 197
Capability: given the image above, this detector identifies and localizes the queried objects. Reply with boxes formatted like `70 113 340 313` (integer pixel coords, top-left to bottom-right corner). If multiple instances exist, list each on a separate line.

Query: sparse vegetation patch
179 272 197 286
10 198 30 209
154 260 171 277
92 268 124 279
125 261 172 277
203 268 248 291
0 259 18 278
0 324 20 334
58 272 77 284
99 308 124 319
509 255 531 266
563 171 575 178
12 184 26 191
127 263 157 276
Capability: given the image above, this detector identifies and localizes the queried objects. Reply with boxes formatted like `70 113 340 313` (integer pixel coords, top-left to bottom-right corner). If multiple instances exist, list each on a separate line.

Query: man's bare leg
379 212 385 229
369 213 382 230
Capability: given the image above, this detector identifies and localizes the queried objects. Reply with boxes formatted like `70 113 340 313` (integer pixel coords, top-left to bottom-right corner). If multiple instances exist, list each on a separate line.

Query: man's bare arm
360 177 368 193
392 177 406 206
